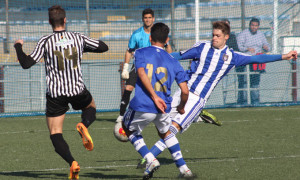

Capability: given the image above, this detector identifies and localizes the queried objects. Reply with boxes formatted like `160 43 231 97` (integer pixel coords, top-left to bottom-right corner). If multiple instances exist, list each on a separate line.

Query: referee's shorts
125 64 137 87
46 88 93 117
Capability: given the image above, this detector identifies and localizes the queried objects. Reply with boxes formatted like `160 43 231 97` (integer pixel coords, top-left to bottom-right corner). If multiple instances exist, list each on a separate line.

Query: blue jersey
180 41 253 101
129 46 188 113
128 26 151 52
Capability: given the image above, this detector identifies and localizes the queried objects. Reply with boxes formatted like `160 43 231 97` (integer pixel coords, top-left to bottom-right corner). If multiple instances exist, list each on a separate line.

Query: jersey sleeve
180 46 199 60
233 51 252 67
128 34 137 52
134 50 145 69
174 60 189 84
29 36 48 62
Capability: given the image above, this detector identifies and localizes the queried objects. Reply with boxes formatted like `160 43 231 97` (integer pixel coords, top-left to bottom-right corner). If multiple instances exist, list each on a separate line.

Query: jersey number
54 47 78 71
146 64 167 93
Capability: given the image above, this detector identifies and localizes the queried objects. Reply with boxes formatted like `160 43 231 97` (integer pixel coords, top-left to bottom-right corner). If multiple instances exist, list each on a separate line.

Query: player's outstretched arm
137 67 167 113
14 39 36 69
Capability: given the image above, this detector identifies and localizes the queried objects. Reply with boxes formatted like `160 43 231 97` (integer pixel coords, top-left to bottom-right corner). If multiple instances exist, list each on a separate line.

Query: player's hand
121 63 129 80
176 105 185 115
282 50 298 60
15 39 24 46
153 96 167 113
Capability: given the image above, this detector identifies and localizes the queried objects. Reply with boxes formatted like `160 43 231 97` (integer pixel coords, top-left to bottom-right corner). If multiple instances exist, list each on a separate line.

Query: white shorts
123 108 171 135
170 88 206 133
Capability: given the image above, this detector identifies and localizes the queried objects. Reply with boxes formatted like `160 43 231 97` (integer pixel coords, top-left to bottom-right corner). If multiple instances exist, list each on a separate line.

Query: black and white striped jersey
29 30 105 98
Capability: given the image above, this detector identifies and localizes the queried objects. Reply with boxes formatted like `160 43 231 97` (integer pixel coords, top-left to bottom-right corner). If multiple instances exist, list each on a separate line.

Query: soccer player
144 21 297 164
117 8 172 123
118 8 220 129
122 22 193 179
14 5 108 179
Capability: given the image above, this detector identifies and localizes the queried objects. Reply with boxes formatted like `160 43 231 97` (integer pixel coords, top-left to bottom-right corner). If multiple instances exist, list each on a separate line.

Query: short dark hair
142 8 154 18
48 5 66 28
151 22 169 44
221 18 230 24
212 21 230 36
249 17 260 26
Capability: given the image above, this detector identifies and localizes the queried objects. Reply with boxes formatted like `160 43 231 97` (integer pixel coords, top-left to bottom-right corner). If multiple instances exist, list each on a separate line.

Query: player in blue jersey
117 10 220 137
122 22 194 179
117 9 172 123
144 21 297 166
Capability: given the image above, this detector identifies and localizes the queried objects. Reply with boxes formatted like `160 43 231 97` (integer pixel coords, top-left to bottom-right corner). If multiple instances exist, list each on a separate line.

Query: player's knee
81 107 96 128
171 122 181 132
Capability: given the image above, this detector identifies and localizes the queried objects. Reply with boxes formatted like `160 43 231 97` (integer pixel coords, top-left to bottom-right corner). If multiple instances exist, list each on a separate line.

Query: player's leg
46 95 80 179
123 109 160 179
196 109 222 126
155 114 194 178
117 65 137 122
138 91 205 168
71 89 95 151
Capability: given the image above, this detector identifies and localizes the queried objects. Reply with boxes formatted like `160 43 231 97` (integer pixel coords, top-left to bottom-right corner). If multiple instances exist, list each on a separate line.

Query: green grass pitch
1 106 300 180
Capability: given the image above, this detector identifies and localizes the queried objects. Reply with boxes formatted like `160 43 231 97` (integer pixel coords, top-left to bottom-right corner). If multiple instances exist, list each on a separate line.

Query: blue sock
150 139 167 157
164 133 186 168
150 125 179 157
129 133 150 159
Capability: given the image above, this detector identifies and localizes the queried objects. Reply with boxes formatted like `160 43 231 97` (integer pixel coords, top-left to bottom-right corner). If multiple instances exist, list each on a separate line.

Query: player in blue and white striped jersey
122 22 194 179
146 21 297 165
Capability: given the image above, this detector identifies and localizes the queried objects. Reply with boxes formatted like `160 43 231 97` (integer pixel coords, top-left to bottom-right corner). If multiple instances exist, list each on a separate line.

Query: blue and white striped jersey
181 41 251 101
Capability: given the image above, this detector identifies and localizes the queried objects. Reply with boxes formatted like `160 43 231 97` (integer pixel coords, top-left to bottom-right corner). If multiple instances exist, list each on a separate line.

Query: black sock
50 133 75 166
81 107 96 128
120 90 132 116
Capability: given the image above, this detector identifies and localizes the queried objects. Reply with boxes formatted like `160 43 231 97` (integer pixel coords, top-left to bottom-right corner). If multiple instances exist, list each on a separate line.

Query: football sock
164 133 186 168
129 133 151 160
50 133 75 166
150 125 179 157
120 90 132 116
81 107 96 128
150 139 167 157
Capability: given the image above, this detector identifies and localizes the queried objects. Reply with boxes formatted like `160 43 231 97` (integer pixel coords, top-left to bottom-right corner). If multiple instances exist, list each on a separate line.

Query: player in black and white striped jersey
14 5 108 179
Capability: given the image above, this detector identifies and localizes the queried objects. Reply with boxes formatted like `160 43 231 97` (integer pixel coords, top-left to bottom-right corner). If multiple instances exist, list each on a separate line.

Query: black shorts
125 64 137 87
46 88 93 117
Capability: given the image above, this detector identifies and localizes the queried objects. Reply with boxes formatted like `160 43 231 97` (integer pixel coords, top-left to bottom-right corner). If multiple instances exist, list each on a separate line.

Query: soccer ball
113 122 129 142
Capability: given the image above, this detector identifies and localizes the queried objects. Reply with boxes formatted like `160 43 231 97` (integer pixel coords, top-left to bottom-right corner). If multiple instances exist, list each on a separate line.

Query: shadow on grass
82 172 141 179
0 171 66 179
157 156 238 166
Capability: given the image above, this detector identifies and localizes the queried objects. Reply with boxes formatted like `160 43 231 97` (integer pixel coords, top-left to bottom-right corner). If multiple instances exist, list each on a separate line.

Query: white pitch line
1 155 300 174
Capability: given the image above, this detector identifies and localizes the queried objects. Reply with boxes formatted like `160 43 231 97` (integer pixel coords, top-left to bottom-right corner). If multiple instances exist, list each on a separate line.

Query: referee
14 5 108 179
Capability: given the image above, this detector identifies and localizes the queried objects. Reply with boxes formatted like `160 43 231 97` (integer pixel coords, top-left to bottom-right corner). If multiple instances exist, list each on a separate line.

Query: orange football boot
76 123 94 151
69 161 80 180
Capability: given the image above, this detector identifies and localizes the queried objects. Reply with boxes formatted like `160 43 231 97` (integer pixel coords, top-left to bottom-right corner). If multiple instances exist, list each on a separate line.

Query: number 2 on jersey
146 64 167 93
54 47 78 71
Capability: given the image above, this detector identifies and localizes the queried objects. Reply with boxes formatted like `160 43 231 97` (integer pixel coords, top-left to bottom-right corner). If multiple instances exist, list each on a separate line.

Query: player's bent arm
137 67 167 113
177 81 189 115
14 43 36 69
84 40 108 53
